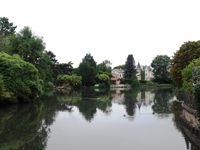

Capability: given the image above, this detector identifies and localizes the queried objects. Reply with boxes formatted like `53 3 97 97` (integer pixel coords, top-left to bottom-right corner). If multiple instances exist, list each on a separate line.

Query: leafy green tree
171 41 200 87
9 27 57 87
97 60 112 75
140 70 145 81
113 65 125 69
78 53 97 86
0 75 12 99
57 74 82 88
53 62 73 78
124 54 136 79
0 17 17 36
123 54 139 87
151 55 171 83
0 52 42 103
9 26 45 65
182 57 200 92
0 17 16 52
96 73 110 86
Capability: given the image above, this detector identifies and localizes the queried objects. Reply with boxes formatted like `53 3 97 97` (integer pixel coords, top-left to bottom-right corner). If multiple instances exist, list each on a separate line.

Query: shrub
182 57 200 92
57 74 82 88
0 52 43 103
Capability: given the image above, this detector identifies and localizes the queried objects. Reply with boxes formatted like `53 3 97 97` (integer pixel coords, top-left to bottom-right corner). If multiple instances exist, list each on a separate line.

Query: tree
0 17 17 36
182 57 200 92
0 52 42 103
0 17 16 53
53 62 73 78
57 74 82 88
97 60 112 75
171 41 200 87
113 65 125 69
124 54 136 79
140 70 145 82
151 55 171 83
78 53 97 86
9 26 45 65
9 27 57 87
96 73 110 86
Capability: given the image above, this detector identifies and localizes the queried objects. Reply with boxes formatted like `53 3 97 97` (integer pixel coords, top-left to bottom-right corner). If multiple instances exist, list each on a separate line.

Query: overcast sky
1 0 200 67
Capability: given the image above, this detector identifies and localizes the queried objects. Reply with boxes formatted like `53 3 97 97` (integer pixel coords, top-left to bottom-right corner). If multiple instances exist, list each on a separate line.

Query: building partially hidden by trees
136 63 154 82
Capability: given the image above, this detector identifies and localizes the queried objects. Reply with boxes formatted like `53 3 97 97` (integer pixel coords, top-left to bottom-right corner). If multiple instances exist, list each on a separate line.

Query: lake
0 87 198 150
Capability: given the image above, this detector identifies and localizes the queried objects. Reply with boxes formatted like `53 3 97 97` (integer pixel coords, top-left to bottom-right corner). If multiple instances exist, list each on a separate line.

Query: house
136 62 154 81
111 68 124 85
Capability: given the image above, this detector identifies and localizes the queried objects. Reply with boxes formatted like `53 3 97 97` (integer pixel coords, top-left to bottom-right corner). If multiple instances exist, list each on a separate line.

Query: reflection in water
173 115 200 150
172 101 200 150
152 88 174 115
0 88 199 150
123 89 138 117
0 104 50 150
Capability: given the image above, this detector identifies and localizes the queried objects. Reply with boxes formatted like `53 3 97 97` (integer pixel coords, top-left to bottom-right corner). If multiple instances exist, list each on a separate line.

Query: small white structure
111 69 124 85
136 62 154 81
144 66 154 81
112 69 124 79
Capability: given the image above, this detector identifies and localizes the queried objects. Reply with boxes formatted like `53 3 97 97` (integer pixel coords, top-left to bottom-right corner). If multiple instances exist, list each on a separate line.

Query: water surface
0 88 198 150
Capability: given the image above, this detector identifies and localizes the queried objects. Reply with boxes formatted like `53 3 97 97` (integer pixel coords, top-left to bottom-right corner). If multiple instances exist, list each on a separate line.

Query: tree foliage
114 65 125 69
8 27 59 87
124 54 136 79
53 62 73 78
0 52 42 102
57 74 82 88
9 26 45 65
171 41 200 87
96 73 110 86
78 53 97 86
0 17 17 36
151 55 171 84
140 70 145 82
182 58 200 92
97 60 111 75
0 17 16 53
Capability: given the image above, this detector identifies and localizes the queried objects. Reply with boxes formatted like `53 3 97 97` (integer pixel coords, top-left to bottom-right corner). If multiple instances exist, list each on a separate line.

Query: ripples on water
0 88 199 150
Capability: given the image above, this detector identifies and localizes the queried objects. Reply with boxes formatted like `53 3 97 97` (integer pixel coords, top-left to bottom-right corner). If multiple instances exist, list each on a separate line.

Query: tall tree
9 27 57 87
9 26 45 65
151 55 171 83
0 17 17 52
78 53 97 86
171 41 200 87
53 62 73 77
0 17 17 36
124 54 136 79
97 60 112 74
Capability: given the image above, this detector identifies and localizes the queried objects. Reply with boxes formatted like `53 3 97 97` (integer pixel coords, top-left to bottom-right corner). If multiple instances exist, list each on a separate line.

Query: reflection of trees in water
0 95 63 150
152 88 174 114
58 88 112 122
77 99 97 122
173 114 200 150
0 88 137 149
0 103 54 149
123 89 139 117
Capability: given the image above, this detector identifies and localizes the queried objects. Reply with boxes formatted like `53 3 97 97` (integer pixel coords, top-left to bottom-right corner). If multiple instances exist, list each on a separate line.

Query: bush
182 57 200 92
124 75 140 88
194 84 200 101
57 74 82 88
96 73 110 86
0 52 43 103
